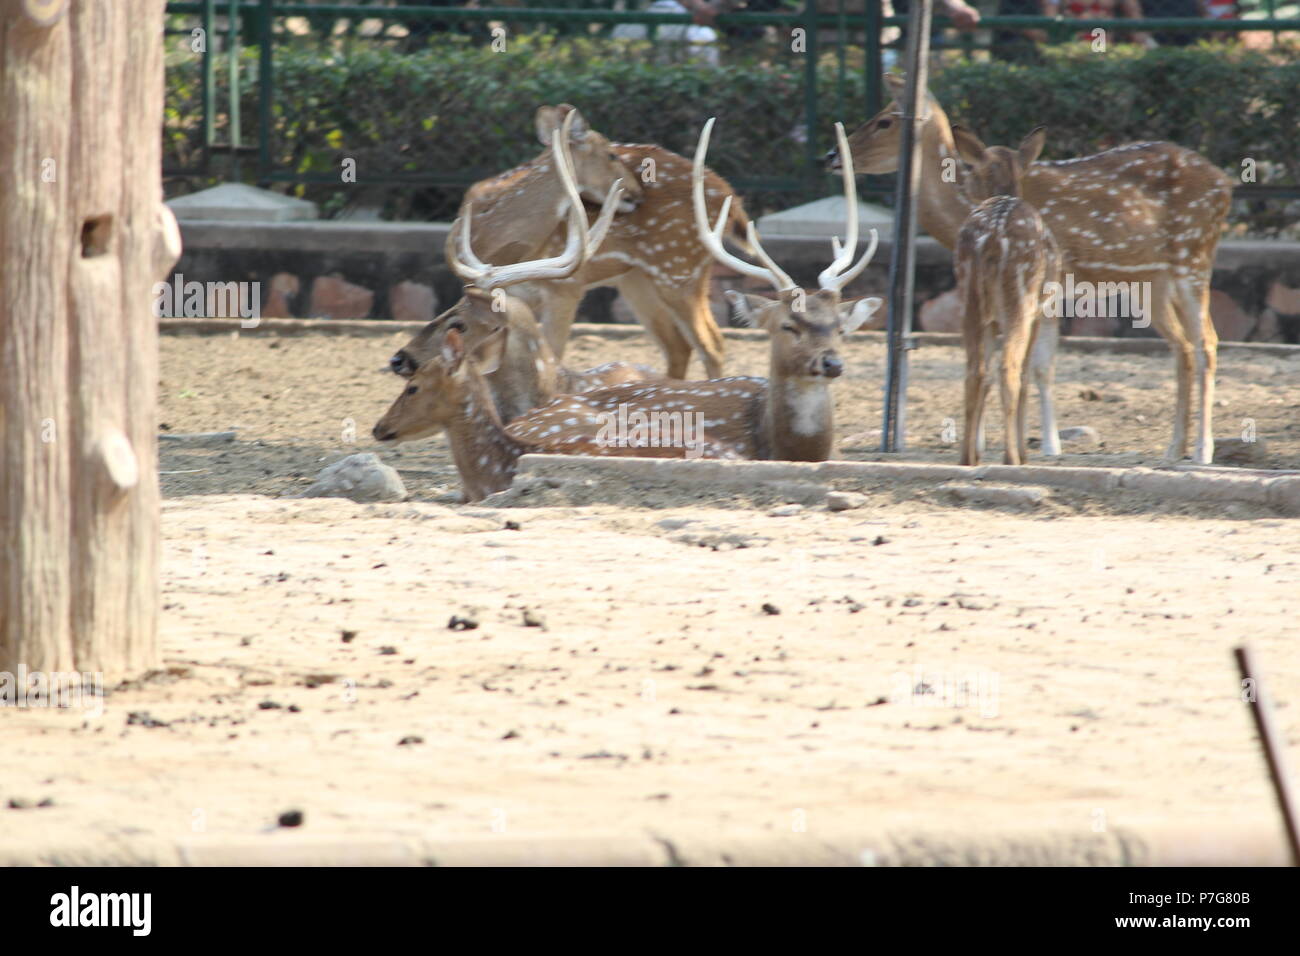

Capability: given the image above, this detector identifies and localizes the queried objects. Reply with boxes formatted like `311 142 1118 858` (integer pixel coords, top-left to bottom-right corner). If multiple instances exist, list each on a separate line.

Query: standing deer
953 127 1062 466
506 118 882 463
389 123 660 423
835 74 1233 464
440 104 751 379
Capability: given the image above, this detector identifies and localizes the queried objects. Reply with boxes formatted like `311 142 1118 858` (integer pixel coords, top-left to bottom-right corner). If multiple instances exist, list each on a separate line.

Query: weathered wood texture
1 0 180 678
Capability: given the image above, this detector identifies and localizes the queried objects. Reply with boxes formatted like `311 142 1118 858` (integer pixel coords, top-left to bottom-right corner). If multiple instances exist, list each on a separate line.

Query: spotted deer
438 104 751 379
953 127 1062 467
371 163 640 501
837 74 1234 464
505 119 883 463
388 124 661 423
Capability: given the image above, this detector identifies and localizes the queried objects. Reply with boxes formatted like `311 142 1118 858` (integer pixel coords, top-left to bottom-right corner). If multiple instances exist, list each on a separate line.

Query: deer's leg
960 289 986 467
679 276 726 379
1030 312 1061 456
1017 328 1035 465
1000 326 1029 467
1177 279 1217 465
535 284 587 361
1147 276 1193 461
617 274 694 379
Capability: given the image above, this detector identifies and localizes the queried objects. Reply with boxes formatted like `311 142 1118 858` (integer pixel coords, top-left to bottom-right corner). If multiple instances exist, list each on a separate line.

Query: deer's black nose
821 354 843 378
372 424 395 442
389 351 416 377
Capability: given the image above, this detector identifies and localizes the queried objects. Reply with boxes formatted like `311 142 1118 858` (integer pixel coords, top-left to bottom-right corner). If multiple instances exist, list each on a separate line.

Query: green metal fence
162 0 1300 216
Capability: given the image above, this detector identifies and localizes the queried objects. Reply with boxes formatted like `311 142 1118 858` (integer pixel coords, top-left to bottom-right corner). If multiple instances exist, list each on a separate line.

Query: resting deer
388 123 661 423
372 163 640 501
953 127 1062 467
836 74 1233 464
505 118 882 463
431 104 751 379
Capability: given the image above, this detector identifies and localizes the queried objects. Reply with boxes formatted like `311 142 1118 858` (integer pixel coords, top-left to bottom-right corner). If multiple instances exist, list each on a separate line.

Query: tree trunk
0 0 180 681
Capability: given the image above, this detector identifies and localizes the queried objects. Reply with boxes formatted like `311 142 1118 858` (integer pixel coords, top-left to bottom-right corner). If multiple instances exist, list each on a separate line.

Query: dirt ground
4 328 1299 862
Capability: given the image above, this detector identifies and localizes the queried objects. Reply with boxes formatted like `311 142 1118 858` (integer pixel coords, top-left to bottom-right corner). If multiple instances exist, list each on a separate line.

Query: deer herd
372 80 1234 502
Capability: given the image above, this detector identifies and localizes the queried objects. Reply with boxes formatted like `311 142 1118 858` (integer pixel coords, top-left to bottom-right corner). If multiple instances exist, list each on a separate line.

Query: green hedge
163 37 1300 231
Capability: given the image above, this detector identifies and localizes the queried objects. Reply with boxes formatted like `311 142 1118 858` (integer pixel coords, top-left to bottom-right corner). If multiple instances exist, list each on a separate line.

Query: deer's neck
763 376 835 462
445 370 527 502
915 108 972 250
485 311 561 422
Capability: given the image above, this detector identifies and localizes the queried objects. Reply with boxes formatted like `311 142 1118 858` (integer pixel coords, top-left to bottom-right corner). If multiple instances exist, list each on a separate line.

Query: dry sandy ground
3 329 1299 863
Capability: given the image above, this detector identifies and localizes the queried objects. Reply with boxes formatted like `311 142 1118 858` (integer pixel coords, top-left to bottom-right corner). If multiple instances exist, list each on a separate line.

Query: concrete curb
159 317 1300 358
513 455 1300 516
2 825 1287 866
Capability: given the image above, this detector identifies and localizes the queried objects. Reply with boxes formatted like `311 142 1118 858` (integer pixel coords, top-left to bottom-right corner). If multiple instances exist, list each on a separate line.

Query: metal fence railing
162 0 1300 219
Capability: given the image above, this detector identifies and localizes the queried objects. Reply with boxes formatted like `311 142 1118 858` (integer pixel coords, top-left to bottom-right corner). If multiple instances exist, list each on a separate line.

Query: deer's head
695 118 881 381
535 104 643 212
830 73 940 175
373 325 507 444
952 126 1048 203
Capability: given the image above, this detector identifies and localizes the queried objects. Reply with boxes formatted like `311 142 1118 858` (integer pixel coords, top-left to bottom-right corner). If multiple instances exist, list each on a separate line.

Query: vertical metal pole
258 0 274 186
865 0 882 118
202 0 216 172
802 1 821 201
1235 646 1300 866
227 0 241 180
880 0 931 453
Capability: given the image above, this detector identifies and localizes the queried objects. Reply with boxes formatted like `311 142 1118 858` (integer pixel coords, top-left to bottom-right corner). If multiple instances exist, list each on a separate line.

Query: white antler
818 121 878 295
692 117 796 294
451 115 622 289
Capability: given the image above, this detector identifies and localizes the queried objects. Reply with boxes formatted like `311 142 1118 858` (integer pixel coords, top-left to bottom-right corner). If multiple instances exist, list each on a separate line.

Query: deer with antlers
427 104 751 380
388 122 661 424
952 126 1063 467
506 119 882 463
373 120 880 500
836 75 1233 464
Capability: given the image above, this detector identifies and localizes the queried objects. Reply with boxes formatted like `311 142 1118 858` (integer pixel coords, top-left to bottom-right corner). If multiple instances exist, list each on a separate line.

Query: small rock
397 736 424 746
258 700 282 710
340 629 358 643
522 608 545 628
277 809 304 828
767 504 804 517
826 491 868 512
504 520 521 531
302 453 405 503
1214 437 1269 467
501 729 520 740
126 711 168 728
448 615 478 631
378 646 398 656
1057 425 1101 450
761 603 781 616
655 517 694 531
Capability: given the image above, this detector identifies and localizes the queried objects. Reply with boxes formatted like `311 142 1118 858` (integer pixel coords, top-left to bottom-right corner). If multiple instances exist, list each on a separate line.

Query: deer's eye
448 320 466 332
781 324 800 336
878 118 892 130
405 385 418 396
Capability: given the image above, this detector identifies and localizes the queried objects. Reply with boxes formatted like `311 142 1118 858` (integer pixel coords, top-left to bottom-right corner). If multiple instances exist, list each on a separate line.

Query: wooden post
0 0 181 681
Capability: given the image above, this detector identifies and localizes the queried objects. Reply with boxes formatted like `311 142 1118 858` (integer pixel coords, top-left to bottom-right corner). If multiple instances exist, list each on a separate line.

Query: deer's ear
1018 126 1048 167
440 327 467 371
471 327 508 377
534 106 560 146
558 104 588 141
840 296 882 333
951 126 986 165
884 72 906 98
724 290 771 329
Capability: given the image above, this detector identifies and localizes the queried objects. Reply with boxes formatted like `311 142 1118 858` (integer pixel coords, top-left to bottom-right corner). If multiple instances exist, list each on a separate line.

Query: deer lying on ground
388 123 661 424
505 118 882 462
835 74 1233 464
372 120 881 500
426 104 751 379
952 127 1062 466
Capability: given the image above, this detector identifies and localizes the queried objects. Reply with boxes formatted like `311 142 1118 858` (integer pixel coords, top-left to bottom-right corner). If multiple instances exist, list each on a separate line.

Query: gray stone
826 491 869 512
303 454 406 503
167 182 318 223
1057 425 1101 450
